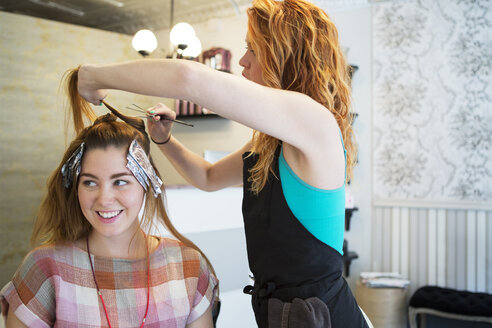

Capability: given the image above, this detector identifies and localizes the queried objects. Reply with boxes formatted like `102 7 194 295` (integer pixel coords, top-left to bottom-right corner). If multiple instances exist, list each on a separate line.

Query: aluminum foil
127 139 162 197
61 142 85 188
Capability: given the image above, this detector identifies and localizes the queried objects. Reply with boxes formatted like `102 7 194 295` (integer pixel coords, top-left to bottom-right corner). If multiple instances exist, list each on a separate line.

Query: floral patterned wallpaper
372 0 491 202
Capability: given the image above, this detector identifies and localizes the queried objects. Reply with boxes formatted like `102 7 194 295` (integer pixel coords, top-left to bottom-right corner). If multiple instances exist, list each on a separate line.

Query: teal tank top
279 137 346 255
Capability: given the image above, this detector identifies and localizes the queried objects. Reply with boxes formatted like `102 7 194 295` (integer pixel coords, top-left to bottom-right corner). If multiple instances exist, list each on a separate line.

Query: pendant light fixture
131 0 201 58
168 0 201 58
132 29 158 57
182 36 202 58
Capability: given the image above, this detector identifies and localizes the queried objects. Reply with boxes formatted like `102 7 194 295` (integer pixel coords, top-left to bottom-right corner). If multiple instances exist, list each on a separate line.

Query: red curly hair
247 0 357 193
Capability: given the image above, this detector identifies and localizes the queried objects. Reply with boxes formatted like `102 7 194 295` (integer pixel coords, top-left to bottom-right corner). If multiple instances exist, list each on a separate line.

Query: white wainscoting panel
372 202 491 297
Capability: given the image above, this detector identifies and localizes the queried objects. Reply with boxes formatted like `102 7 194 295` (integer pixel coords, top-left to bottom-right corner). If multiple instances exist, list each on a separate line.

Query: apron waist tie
244 281 277 299
244 275 344 303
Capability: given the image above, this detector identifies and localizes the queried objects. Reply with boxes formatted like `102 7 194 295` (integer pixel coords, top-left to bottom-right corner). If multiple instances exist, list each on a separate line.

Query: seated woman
0 68 218 328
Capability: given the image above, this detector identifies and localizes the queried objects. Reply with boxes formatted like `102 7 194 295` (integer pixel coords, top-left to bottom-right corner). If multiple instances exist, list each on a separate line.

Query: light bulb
182 36 202 58
132 29 158 56
170 22 196 47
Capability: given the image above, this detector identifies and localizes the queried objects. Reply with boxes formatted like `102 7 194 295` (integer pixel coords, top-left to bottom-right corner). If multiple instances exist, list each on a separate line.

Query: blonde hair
31 67 216 277
247 0 357 193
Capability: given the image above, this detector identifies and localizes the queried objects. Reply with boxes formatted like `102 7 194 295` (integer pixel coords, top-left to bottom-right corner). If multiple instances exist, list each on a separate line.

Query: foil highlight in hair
61 143 85 188
127 139 163 197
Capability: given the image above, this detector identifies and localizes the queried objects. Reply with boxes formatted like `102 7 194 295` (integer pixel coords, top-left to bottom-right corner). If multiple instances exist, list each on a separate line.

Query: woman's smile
96 210 123 222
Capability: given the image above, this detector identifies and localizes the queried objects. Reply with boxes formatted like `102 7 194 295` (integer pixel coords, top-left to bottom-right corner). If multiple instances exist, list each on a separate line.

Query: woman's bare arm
78 60 337 155
78 60 344 189
157 135 250 191
185 306 214 328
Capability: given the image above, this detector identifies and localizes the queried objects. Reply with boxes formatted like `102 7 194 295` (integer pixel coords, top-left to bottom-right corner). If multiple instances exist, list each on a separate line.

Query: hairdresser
77 0 370 326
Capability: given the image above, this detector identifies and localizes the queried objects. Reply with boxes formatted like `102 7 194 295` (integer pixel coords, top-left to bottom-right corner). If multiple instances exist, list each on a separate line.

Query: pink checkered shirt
1 237 218 327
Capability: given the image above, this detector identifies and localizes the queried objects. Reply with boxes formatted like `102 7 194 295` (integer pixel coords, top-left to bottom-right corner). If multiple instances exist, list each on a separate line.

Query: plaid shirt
1 237 218 327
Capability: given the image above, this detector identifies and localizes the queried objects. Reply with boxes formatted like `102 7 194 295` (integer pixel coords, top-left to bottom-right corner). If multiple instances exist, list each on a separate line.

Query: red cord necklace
86 235 150 328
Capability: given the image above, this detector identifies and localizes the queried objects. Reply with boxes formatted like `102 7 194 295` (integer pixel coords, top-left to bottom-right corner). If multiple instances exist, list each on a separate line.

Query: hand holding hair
77 64 108 105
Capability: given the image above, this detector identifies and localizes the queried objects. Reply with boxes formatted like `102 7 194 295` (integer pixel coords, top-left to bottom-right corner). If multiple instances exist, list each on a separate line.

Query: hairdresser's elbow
174 60 202 96
188 181 218 193
201 185 219 193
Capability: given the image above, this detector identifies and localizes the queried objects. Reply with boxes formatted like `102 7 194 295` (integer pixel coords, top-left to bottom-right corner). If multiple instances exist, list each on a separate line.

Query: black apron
242 149 368 328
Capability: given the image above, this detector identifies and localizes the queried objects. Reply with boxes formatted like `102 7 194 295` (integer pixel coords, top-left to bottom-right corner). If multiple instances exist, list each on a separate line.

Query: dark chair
408 286 492 327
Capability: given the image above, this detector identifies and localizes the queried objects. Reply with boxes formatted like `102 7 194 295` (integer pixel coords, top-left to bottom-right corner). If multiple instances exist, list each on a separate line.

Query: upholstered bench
408 286 492 327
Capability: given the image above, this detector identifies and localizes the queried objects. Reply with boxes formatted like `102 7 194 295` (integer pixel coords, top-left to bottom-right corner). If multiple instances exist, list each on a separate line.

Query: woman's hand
77 64 108 105
147 103 176 144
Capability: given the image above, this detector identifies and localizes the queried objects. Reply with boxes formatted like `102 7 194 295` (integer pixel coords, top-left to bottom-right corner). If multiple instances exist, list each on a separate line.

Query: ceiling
0 0 253 35
0 0 382 36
